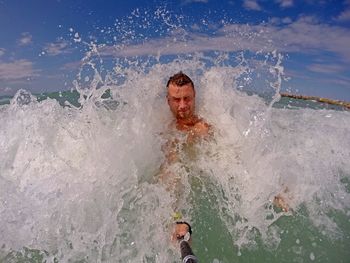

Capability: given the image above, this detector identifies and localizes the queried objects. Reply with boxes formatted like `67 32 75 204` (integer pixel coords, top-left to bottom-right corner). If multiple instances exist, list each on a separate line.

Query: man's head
167 72 195 121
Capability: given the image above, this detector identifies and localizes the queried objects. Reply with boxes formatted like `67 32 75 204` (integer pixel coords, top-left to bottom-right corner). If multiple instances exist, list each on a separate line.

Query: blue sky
0 0 349 101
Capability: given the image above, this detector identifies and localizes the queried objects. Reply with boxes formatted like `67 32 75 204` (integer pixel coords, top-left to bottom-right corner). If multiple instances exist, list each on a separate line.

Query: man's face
167 83 195 120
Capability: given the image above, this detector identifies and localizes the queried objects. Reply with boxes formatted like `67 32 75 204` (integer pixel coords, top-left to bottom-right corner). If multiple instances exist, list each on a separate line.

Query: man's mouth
177 110 192 119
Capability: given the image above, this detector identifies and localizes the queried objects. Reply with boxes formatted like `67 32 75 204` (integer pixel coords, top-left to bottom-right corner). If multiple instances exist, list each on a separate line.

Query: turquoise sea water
192 177 350 263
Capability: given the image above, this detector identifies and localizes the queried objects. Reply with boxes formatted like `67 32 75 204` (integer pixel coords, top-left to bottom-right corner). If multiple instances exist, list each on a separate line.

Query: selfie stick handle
180 240 198 263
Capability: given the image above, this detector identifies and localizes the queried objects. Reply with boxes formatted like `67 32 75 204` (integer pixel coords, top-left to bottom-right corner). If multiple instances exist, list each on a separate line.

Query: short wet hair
166 71 194 89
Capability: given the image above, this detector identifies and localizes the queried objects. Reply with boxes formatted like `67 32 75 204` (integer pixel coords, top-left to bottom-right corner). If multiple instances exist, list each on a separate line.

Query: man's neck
175 115 200 131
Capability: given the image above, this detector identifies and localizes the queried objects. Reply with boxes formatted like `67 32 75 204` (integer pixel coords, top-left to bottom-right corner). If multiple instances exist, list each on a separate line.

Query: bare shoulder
193 120 210 135
188 119 213 141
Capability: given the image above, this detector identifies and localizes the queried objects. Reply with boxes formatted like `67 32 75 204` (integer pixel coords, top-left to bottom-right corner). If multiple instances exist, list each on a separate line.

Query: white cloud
307 63 346 74
282 17 292 24
0 48 5 57
327 76 350 86
18 32 33 46
269 17 292 25
271 16 350 62
0 59 40 80
95 17 350 66
182 0 208 4
190 24 201 31
304 0 326 4
61 61 83 71
43 40 70 56
243 0 262 11
276 0 294 8
334 9 350 21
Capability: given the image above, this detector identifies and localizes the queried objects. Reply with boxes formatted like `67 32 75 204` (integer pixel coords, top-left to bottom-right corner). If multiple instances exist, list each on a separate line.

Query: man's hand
172 223 191 243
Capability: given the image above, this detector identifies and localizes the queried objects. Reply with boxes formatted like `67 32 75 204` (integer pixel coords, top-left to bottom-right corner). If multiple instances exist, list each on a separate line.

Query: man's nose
179 99 187 108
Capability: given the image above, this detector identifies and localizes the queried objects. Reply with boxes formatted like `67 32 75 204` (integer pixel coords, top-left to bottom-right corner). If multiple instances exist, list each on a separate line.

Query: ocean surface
1 9 350 263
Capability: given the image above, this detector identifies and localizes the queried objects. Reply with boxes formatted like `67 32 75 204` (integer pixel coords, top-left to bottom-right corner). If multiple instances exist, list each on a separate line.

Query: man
160 72 212 172
166 71 211 143
165 72 211 262
165 73 289 262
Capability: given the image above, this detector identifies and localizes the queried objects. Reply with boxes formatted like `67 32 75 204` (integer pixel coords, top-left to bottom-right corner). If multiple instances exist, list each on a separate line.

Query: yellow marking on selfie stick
172 211 182 220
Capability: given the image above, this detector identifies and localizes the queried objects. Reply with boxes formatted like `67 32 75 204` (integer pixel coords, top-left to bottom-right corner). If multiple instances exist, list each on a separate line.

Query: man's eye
174 98 180 102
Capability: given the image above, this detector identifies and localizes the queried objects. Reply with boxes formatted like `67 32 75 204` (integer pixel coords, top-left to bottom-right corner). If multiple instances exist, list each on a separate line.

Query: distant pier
280 92 350 110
